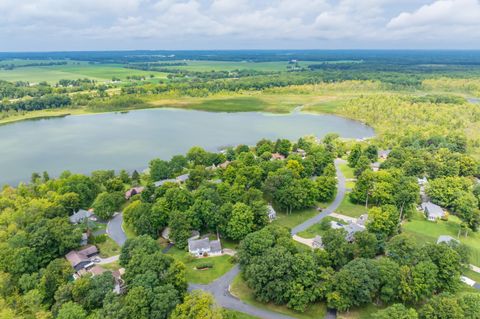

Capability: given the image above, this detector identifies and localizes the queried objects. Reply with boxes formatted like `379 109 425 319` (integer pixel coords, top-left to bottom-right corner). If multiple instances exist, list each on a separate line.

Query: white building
188 237 222 257
421 202 446 221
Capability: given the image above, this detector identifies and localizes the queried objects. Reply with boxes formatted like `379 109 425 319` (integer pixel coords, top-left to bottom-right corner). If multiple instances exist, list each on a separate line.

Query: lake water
0 108 374 186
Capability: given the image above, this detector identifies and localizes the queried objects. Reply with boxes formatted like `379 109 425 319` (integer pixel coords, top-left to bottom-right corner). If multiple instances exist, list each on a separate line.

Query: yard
402 212 480 266
272 207 320 230
296 216 345 239
335 195 367 218
166 247 235 284
230 275 327 319
338 162 355 180
97 237 121 258
224 310 259 319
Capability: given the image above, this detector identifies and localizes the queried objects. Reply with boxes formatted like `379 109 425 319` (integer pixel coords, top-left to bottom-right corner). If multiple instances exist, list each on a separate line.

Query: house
344 223 365 242
312 235 323 249
330 221 345 230
80 233 89 246
154 174 190 187
356 214 369 227
161 227 171 241
437 235 459 245
371 162 381 172
69 209 92 224
65 245 98 272
267 205 277 221
188 237 222 257
294 148 307 159
421 202 446 221
219 161 231 169
271 153 285 161
378 149 391 160
125 186 144 200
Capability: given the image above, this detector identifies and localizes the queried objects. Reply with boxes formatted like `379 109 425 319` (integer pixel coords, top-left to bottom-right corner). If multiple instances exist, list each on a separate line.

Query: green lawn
297 216 345 239
403 212 480 266
166 247 235 284
187 97 269 113
337 304 385 319
230 275 326 319
122 222 137 239
151 60 302 72
97 237 121 258
101 261 121 271
464 269 480 283
338 162 355 179
223 310 260 319
336 195 367 218
272 208 319 230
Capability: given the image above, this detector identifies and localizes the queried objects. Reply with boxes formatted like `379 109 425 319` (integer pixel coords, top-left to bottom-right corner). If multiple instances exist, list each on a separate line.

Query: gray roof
154 179 176 187
210 240 222 253
176 174 190 182
69 209 92 224
421 202 444 218
437 235 459 245
378 150 391 157
330 221 345 229
188 238 210 251
345 223 365 235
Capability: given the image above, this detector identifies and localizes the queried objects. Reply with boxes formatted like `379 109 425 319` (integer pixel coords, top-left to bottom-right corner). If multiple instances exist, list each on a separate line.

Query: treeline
0 61 68 70
0 80 53 99
0 94 71 111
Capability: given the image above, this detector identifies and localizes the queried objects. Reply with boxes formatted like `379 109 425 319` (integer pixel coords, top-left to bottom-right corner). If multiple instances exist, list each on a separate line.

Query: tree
92 192 124 220
353 231 378 258
39 259 73 306
186 146 209 166
354 155 371 178
169 211 192 249
458 293 480 319
274 139 292 156
372 304 418 319
375 257 401 304
348 144 362 167
322 229 353 269
364 145 379 162
418 294 464 319
226 203 254 241
386 234 418 266
150 159 171 181
57 301 87 319
367 205 399 238
327 258 379 312
170 291 223 319
316 176 337 202
123 200 157 237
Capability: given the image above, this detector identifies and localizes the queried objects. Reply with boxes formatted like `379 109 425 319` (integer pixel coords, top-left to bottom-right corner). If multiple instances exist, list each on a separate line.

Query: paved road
291 159 346 235
107 212 127 246
189 265 296 319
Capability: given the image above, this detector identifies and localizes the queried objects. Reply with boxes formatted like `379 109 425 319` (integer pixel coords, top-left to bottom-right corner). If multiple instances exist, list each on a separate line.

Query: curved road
106 159 347 318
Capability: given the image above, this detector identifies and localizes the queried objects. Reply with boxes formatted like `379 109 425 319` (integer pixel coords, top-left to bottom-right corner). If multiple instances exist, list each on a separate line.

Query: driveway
107 212 127 247
291 159 347 235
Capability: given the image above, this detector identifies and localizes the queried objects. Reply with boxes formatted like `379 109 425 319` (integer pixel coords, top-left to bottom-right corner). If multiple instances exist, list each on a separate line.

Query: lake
0 108 374 186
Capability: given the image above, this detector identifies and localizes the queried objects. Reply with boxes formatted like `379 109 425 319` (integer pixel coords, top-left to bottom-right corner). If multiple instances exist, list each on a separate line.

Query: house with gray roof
176 173 190 183
312 235 323 249
437 235 459 245
69 209 92 224
329 220 365 242
378 149 391 160
421 202 446 221
188 237 222 257
154 179 177 187
267 205 277 221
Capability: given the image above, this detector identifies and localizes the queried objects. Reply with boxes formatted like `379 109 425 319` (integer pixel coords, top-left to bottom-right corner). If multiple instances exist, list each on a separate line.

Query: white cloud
0 0 480 50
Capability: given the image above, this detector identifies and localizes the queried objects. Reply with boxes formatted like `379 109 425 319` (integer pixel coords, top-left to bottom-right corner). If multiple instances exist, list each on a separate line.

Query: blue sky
1 0 480 51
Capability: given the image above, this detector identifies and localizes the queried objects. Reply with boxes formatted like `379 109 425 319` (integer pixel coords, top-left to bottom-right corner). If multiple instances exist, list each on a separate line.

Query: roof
421 202 444 218
330 221 345 229
69 209 92 224
437 235 459 245
188 238 210 251
378 150 391 158
271 153 285 160
176 173 190 182
210 240 222 253
345 223 365 235
65 251 89 268
125 187 144 199
313 235 323 247
154 179 176 187
219 161 230 169
78 245 98 257
89 265 107 276
267 205 276 216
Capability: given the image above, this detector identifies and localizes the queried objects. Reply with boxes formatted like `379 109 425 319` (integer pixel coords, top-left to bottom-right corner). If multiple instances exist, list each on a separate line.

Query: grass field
151 60 319 72
97 237 121 258
338 162 355 179
0 62 166 83
166 247 235 284
402 212 480 266
272 208 320 230
230 275 327 319
297 216 344 239
336 195 367 218
224 310 260 319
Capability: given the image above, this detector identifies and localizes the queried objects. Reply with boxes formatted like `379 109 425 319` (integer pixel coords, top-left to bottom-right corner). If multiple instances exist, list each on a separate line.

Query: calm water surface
0 108 374 185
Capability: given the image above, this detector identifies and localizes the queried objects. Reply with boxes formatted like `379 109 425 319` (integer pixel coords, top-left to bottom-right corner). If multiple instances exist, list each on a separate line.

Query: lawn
166 247 235 284
230 275 327 319
97 237 121 258
122 222 137 239
335 195 367 218
223 310 260 319
338 162 355 179
297 216 345 239
402 212 480 266
464 268 480 283
337 304 385 319
101 261 121 271
272 207 319 230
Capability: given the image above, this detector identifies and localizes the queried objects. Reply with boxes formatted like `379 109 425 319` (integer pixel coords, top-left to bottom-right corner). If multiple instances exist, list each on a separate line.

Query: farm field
0 62 167 83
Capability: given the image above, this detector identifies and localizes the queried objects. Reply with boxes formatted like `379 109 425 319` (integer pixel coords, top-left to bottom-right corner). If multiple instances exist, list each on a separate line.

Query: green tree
57 301 87 319
92 192 124 220
170 291 223 319
226 203 254 241
372 304 418 319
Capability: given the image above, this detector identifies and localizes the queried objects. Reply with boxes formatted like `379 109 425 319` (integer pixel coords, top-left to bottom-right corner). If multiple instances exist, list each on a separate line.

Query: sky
1 0 480 51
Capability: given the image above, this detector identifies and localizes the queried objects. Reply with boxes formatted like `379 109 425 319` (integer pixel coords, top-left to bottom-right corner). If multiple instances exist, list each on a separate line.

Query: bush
195 262 213 270
90 234 107 244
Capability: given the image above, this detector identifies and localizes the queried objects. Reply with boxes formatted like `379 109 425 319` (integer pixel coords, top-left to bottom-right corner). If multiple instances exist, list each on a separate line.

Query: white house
267 205 277 221
188 237 222 257
69 209 92 224
421 202 446 221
